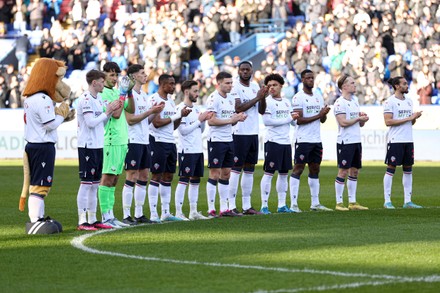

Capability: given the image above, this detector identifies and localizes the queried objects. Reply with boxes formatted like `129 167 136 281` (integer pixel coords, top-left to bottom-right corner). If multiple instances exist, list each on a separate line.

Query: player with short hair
148 74 191 222
121 64 165 225
383 76 423 209
76 69 121 230
259 73 298 214
98 62 135 228
333 74 369 211
228 61 267 215
206 71 247 217
174 80 213 220
289 69 332 213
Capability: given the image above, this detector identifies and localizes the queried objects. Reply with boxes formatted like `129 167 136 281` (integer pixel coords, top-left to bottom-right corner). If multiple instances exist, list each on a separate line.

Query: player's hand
256 86 269 100
105 100 121 115
359 113 369 122
233 112 247 122
119 75 135 95
198 111 213 122
320 105 330 117
181 106 192 117
151 101 165 114
291 112 299 120
412 111 422 120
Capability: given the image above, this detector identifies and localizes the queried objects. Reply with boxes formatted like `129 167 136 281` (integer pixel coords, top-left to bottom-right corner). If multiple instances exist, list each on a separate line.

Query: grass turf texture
1 160 440 292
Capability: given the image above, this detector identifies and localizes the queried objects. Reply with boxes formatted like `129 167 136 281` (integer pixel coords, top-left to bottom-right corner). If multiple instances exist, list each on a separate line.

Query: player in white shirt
259 73 298 214
76 70 121 231
383 76 423 209
228 61 267 215
121 65 165 225
333 75 369 211
174 80 213 220
148 74 191 222
206 71 247 218
290 69 332 213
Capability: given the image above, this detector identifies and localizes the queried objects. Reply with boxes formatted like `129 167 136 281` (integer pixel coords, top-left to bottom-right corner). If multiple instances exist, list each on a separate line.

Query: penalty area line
70 228 435 283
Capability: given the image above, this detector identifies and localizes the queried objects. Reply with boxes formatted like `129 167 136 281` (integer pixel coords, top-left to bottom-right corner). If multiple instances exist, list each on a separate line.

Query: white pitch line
71 228 439 283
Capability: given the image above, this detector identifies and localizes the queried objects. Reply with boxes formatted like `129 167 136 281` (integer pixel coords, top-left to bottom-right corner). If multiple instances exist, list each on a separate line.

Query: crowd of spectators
0 0 439 109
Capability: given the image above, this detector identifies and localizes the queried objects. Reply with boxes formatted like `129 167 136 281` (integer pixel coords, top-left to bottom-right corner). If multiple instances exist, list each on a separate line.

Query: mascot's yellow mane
22 58 70 103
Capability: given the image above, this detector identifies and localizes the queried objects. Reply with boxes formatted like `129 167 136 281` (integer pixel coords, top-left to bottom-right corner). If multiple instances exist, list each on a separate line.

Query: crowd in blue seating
0 0 439 108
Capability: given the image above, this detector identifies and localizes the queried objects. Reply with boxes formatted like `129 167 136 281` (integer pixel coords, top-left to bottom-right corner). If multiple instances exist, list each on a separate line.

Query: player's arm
335 113 368 127
235 86 268 113
126 102 165 126
125 92 135 114
384 112 422 126
262 112 295 126
208 112 246 126
111 99 124 119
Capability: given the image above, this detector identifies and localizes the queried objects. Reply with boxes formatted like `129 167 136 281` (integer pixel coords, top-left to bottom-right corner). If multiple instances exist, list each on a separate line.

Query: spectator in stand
15 34 32 71
28 0 45 30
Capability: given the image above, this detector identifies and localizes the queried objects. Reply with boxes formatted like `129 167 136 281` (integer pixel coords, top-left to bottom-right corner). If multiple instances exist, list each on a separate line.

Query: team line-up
22 59 423 233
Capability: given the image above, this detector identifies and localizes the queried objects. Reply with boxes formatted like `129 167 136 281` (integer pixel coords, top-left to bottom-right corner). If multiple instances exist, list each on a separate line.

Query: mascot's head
22 58 71 103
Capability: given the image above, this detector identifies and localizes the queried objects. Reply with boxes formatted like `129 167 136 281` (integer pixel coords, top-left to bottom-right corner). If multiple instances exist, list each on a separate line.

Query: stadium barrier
1 106 439 161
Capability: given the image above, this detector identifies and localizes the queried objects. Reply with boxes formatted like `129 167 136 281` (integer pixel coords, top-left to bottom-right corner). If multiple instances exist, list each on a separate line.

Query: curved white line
71 228 439 283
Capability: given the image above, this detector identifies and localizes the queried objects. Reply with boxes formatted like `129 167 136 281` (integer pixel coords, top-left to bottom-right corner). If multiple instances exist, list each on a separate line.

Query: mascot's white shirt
76 91 107 148
24 93 58 143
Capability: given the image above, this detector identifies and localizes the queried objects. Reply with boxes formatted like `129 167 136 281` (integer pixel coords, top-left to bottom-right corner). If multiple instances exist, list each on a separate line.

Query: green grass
1 161 440 292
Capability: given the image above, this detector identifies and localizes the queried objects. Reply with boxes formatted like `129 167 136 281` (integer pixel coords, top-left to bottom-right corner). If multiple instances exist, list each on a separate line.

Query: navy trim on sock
125 180 135 187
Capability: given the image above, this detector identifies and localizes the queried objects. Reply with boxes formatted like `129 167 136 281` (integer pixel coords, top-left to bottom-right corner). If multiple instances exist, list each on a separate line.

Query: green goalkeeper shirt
102 86 129 146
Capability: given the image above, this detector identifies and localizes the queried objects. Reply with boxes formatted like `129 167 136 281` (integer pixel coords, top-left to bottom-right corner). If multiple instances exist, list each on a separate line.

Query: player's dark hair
388 76 405 90
216 71 232 83
181 80 198 92
300 69 313 79
127 64 144 75
103 62 121 73
337 74 350 90
264 73 285 86
158 74 174 85
86 69 106 85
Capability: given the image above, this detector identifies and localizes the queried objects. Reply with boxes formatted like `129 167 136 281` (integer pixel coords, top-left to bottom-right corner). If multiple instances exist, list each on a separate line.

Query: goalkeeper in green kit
99 62 135 228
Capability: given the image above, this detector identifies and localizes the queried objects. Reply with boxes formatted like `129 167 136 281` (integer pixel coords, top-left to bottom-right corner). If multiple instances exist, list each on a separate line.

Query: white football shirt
383 94 414 143
128 89 151 145
231 79 260 135
333 95 361 144
76 91 107 148
292 89 324 143
206 90 236 142
176 103 204 153
262 96 294 145
149 92 177 143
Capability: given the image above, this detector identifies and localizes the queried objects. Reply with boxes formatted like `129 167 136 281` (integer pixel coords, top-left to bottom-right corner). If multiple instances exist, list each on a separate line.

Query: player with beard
174 80 214 220
289 69 332 213
383 76 423 209
228 61 268 215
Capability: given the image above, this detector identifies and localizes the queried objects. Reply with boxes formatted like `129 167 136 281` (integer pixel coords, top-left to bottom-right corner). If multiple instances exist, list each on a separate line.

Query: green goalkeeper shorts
102 144 128 175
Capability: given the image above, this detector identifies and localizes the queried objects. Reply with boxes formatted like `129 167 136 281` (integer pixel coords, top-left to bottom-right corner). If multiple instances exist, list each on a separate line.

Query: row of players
24 60 424 231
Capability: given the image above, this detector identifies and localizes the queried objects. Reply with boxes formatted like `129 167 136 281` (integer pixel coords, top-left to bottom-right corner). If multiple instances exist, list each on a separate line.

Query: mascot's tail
19 152 30 212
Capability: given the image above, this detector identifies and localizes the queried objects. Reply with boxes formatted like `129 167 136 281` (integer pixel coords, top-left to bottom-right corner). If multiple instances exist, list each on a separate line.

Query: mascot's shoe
26 217 62 235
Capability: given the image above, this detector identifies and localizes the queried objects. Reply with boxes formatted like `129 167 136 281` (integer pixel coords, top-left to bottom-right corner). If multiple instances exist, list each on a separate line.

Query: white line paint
71 228 440 288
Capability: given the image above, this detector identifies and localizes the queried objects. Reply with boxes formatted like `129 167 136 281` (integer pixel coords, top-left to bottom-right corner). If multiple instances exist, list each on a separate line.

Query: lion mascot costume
19 58 75 234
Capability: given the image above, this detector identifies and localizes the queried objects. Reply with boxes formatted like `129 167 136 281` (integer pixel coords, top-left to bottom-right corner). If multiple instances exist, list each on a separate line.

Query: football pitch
1 160 440 292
